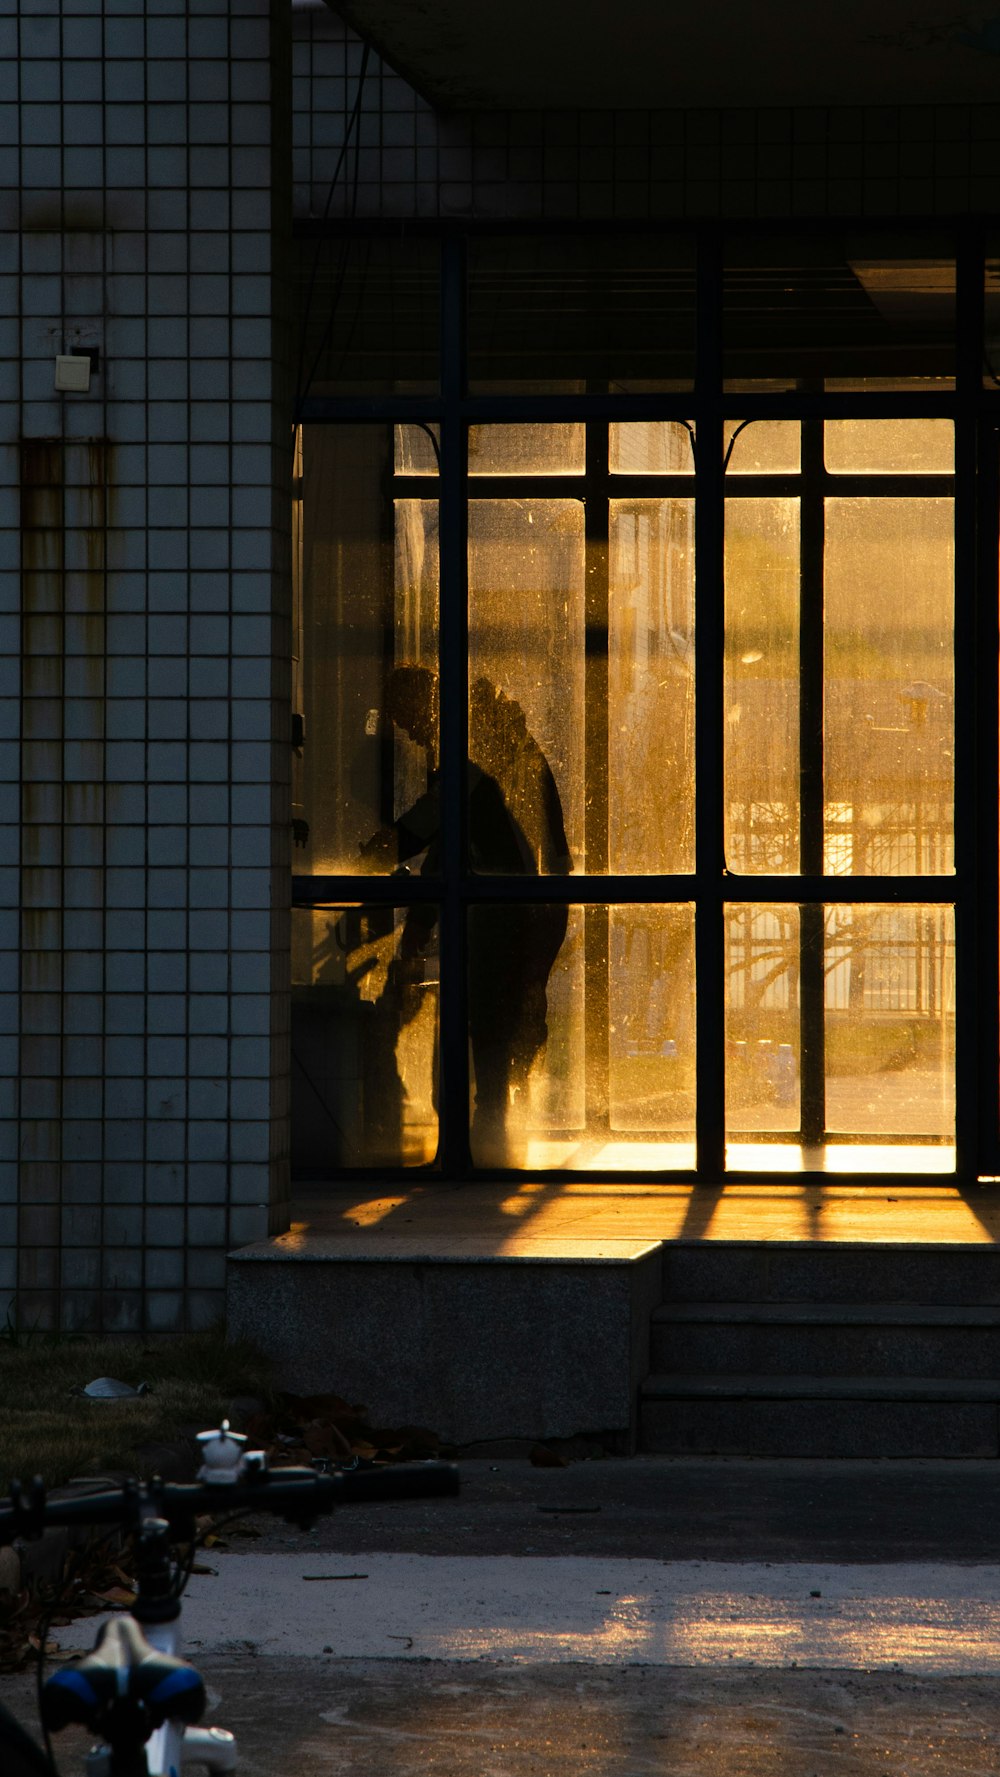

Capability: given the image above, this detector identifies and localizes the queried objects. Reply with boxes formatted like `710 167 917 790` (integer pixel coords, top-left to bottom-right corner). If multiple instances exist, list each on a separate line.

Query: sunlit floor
286 1175 1000 1251
61 1552 1000 1675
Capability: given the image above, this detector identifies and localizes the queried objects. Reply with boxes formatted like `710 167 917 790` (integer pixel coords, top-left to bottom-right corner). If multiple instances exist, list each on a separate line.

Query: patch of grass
0 1330 276 1494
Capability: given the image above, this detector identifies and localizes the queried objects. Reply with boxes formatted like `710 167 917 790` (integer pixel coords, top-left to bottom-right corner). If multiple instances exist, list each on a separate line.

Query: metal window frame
292 219 1000 1186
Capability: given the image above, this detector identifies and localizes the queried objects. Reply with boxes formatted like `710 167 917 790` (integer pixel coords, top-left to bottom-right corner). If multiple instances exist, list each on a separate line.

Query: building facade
4 0 1000 1329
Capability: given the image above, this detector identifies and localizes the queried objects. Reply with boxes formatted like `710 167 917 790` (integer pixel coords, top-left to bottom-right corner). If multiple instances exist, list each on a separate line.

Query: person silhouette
361 666 571 1166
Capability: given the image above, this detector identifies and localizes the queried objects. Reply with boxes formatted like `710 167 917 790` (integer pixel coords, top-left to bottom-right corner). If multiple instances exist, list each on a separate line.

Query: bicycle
0 1421 459 1777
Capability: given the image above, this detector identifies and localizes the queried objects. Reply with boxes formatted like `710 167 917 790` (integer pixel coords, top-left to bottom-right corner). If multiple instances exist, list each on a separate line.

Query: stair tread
652 1301 1000 1326
642 1371 1000 1401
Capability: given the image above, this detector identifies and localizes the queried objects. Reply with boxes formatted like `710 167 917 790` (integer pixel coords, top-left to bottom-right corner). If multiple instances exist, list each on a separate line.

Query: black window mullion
584 422 611 1137
954 231 988 1182
799 416 827 1148
973 416 1000 1176
694 230 726 1181
437 234 470 1176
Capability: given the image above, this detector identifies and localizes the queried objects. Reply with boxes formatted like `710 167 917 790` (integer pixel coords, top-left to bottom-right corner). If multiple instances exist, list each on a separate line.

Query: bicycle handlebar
0 1460 460 1546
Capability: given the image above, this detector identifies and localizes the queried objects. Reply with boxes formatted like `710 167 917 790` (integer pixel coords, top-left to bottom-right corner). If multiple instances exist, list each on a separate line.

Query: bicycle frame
0 1442 459 1777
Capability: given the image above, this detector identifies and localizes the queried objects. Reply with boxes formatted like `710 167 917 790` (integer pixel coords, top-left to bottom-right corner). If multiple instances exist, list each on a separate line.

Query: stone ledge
235 1233 663 1263
227 1236 663 1449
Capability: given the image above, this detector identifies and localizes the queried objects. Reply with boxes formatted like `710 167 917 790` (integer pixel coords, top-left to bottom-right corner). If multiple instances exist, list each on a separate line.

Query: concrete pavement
4 1457 1000 1774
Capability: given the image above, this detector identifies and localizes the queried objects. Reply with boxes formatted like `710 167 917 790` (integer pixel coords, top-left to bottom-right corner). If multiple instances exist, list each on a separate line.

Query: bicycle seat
42 1616 205 1739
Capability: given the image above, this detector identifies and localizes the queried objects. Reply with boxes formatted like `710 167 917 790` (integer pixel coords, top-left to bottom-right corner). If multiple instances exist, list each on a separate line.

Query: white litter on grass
60 1556 1000 1674
76 1378 150 1399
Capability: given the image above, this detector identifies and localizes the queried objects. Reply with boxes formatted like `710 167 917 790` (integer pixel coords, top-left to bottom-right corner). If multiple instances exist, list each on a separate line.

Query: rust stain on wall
64 783 103 822
21 907 61 951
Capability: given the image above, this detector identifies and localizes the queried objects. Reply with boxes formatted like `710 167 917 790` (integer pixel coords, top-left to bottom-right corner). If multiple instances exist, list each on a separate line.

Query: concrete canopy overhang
330 1 1000 109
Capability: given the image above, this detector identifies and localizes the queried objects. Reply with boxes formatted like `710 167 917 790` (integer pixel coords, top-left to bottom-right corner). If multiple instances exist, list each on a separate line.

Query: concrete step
640 1373 1000 1457
227 1231 664 1449
650 1301 1000 1379
660 1242 1000 1306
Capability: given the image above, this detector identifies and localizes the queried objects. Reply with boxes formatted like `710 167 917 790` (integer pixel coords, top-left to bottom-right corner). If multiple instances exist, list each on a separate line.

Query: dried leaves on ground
244 1391 455 1468
0 1534 138 1673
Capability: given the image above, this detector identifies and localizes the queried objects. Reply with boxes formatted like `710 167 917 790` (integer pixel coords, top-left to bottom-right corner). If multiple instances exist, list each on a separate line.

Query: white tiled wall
3 0 290 1333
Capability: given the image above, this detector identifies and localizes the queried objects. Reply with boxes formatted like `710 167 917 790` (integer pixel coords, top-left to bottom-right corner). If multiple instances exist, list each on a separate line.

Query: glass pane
824 419 954 475
394 424 440 476
726 904 801 1137
724 902 956 1170
468 234 696 393
825 904 954 1141
292 235 439 395
724 233 955 392
724 420 800 474
291 904 439 1169
468 903 695 1170
724 496 801 873
468 501 584 872
609 422 695 474
295 428 440 876
825 498 954 875
609 905 695 1151
609 500 695 872
469 424 585 476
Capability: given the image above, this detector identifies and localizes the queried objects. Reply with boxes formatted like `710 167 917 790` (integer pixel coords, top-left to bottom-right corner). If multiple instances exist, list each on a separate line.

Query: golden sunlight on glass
609 904 696 1147
824 903 954 1141
468 424 586 476
467 904 695 1171
291 905 439 1170
468 499 585 871
724 496 801 873
609 421 695 474
297 427 440 876
725 1142 956 1171
824 498 954 875
609 501 695 872
824 419 954 475
468 904 585 1169
725 904 801 1142
724 419 800 473
394 423 440 475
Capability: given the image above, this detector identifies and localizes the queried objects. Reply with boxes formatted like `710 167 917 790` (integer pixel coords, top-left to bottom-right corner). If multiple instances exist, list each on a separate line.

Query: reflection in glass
724 902 955 1160
824 419 953 475
724 498 801 873
609 422 695 474
825 904 954 1139
609 905 695 1144
726 904 801 1137
724 420 800 474
825 498 954 875
469 501 585 870
469 425 585 476
291 904 439 1169
468 902 575 1167
468 903 696 1170
296 427 439 875
610 500 695 872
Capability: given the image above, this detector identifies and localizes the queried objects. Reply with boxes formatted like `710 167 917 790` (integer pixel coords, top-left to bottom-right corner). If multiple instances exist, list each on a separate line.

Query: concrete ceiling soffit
330 0 1000 108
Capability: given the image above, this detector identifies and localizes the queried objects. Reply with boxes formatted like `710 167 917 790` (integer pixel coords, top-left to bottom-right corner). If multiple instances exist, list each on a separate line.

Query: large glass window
292 227 994 1183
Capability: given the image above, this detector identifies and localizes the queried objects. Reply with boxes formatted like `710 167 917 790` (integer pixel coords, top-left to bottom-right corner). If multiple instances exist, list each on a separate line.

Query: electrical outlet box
54 354 92 393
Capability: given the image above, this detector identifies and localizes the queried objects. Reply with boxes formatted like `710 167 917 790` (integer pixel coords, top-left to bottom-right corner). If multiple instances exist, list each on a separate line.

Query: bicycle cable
33 1586 64 1777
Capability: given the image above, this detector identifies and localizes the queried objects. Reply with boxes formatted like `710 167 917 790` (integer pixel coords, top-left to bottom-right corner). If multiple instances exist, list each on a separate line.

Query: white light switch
54 355 91 393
